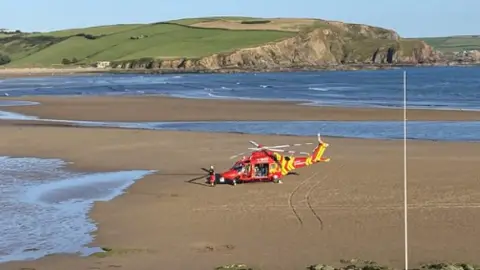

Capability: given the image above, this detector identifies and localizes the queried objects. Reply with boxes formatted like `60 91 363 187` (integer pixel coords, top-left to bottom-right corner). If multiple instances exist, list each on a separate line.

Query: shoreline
1 62 478 79
105 62 479 75
0 67 105 79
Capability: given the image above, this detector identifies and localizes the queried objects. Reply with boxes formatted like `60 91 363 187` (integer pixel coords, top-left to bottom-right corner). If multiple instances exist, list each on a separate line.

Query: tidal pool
0 156 155 263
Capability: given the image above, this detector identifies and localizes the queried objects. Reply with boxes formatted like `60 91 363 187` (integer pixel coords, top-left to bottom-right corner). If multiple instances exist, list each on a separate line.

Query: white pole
403 70 408 270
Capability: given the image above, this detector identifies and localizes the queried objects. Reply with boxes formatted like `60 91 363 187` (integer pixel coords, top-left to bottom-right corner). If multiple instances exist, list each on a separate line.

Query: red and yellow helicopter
207 133 330 186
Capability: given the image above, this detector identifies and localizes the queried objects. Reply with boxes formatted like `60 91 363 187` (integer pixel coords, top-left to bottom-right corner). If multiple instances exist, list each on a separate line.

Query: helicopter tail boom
293 134 330 169
273 134 330 175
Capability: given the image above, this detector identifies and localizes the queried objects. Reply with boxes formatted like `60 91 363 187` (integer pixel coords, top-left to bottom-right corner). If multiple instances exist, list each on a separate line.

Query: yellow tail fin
312 133 330 162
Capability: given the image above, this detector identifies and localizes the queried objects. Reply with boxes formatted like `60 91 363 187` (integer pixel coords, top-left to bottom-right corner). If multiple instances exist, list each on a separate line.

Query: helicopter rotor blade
286 150 310 156
247 147 284 153
261 144 291 148
249 140 260 147
264 142 314 149
265 148 285 153
229 151 250 159
258 147 310 156
265 148 310 155
233 136 320 160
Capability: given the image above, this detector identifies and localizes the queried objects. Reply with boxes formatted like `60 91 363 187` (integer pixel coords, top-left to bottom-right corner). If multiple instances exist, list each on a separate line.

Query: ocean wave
308 87 329 91
1 67 479 110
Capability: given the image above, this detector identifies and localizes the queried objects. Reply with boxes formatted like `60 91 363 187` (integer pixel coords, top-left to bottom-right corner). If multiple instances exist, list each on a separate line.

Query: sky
0 0 477 37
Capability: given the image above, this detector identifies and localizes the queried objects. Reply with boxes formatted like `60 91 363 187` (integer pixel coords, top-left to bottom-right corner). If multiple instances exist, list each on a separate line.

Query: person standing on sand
208 165 215 186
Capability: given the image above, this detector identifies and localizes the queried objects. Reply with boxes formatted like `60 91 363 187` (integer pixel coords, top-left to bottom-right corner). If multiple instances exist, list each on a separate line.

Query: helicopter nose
222 170 237 179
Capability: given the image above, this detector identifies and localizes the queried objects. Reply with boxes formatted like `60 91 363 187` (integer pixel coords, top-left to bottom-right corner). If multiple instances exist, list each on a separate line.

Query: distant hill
0 17 443 70
417 35 480 53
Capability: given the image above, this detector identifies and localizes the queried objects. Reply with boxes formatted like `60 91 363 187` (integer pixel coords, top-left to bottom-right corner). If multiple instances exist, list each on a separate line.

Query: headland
2 16 480 75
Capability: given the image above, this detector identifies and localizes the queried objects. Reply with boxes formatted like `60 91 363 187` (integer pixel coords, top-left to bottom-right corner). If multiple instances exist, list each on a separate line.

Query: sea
0 65 479 263
1 66 480 110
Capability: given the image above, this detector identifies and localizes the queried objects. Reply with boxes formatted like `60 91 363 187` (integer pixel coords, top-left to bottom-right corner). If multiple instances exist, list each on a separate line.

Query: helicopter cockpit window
232 164 244 172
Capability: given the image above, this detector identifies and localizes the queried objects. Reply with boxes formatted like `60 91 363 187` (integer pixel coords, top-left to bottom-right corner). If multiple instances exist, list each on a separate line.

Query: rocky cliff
444 50 480 63
112 22 441 71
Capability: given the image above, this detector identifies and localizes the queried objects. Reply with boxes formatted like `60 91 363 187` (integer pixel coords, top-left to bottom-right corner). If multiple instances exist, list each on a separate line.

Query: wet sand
2 95 480 121
0 96 479 270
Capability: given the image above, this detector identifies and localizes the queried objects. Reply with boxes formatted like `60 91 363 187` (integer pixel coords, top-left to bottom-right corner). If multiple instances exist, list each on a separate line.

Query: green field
0 18 297 67
167 16 260 25
418 35 480 53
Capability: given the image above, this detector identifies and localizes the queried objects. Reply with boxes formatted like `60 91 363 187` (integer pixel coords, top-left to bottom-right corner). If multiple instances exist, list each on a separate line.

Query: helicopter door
244 163 251 177
254 163 269 178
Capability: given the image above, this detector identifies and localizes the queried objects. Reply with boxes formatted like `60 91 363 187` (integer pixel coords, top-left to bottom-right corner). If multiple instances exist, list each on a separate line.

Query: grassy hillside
12 24 293 66
419 35 480 53
0 16 435 68
1 17 302 67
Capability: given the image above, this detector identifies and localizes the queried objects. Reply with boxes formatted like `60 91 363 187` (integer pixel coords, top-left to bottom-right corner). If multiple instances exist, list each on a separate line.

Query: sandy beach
0 96 479 270
2 95 480 121
0 67 107 79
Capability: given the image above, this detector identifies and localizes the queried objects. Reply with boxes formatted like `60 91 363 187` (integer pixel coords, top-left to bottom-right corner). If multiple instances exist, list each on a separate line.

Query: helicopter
206 133 330 186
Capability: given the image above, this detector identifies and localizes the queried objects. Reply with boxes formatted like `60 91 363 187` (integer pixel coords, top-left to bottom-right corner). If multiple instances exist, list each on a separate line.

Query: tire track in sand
304 164 345 230
288 172 318 226
287 163 344 228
